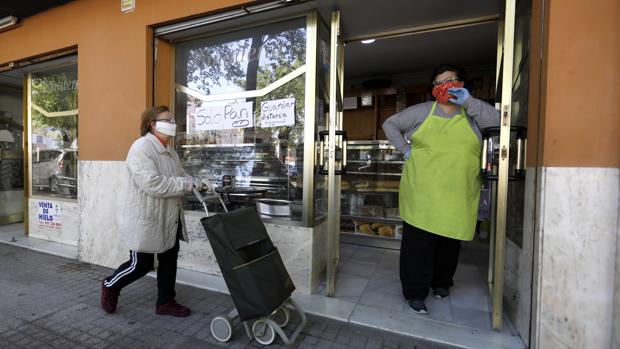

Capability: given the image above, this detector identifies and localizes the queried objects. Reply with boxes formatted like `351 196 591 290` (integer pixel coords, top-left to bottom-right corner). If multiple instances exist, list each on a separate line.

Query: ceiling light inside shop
0 16 18 31
361 39 375 44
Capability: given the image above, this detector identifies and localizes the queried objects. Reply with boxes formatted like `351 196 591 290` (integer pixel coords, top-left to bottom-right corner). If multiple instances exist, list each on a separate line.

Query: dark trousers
104 224 181 307
400 222 461 300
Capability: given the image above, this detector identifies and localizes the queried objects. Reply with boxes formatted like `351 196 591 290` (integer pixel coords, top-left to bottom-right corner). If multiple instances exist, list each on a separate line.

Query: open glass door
0 75 25 226
483 0 516 331
325 10 346 296
490 0 531 331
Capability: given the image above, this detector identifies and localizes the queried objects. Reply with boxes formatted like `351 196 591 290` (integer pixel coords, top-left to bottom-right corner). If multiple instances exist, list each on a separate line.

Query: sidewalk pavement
0 244 453 349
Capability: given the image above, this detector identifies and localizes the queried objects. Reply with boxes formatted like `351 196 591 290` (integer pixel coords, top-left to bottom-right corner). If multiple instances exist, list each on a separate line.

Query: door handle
318 130 347 175
481 126 527 182
319 132 326 175
337 130 347 175
318 131 328 175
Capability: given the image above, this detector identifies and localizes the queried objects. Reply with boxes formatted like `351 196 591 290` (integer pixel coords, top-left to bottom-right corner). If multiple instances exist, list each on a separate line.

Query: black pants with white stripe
103 222 181 307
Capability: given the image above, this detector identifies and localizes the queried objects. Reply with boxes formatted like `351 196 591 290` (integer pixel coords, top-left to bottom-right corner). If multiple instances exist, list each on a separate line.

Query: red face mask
432 80 464 103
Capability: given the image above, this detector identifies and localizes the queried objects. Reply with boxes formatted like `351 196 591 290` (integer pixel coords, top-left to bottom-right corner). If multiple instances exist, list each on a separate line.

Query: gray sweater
382 97 500 154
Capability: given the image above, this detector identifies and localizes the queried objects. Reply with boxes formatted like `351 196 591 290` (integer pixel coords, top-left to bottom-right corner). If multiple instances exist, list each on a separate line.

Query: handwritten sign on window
195 101 254 131
260 98 295 128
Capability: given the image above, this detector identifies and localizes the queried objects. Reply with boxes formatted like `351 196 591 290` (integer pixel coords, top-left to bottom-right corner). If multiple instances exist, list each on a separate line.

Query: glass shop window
30 62 78 199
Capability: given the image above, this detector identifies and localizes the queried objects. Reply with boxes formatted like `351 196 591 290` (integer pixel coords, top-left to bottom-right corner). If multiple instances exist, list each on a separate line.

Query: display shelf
341 215 402 225
346 160 405 164
346 171 401 176
341 140 404 244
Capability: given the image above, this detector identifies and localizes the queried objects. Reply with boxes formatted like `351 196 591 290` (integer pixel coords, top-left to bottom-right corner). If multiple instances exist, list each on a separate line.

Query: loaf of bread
354 181 373 189
378 225 394 237
375 181 400 189
357 223 375 235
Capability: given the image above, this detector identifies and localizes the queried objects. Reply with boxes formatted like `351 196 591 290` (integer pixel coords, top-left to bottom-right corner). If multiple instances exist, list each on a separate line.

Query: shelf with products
340 140 404 240
347 160 405 164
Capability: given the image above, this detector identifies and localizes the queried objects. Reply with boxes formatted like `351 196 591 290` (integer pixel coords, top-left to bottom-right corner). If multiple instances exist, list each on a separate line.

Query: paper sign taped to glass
260 98 295 128
37 200 62 229
194 101 254 131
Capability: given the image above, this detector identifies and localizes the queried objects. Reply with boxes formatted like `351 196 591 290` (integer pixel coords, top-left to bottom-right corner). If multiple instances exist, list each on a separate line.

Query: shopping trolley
193 188 307 345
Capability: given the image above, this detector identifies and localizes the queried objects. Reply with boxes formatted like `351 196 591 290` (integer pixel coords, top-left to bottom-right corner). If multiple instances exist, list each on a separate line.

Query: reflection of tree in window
184 21 306 94
182 21 306 150
31 66 78 149
177 20 308 190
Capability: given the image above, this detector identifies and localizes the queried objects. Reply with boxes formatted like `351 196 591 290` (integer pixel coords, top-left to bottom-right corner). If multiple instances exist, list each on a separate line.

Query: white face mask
154 121 177 137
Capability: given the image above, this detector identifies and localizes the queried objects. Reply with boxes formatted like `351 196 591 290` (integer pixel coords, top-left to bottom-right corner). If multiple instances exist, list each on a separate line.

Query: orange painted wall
0 0 252 161
526 0 543 168
541 0 620 167
2 0 619 166
154 38 172 107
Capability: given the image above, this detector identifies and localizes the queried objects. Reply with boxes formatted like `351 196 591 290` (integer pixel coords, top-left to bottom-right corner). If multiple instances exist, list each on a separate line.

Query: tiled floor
332 242 516 334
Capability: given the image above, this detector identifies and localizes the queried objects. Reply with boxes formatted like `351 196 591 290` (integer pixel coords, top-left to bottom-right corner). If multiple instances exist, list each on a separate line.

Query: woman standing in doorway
382 64 499 314
100 105 213 317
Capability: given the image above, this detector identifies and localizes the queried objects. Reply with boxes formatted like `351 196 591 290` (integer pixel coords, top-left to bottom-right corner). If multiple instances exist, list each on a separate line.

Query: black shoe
101 280 120 314
432 287 450 300
156 300 191 317
407 300 428 315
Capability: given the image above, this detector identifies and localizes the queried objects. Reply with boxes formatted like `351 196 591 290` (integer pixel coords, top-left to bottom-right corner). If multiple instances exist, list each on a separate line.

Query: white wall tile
537 167 619 349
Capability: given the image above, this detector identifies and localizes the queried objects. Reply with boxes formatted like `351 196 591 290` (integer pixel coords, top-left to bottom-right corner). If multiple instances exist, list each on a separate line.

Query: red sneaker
100 280 120 314
155 300 191 317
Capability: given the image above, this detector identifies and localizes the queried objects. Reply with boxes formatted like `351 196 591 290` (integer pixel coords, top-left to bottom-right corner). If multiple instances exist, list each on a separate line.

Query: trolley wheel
252 319 276 345
210 316 233 342
271 307 290 328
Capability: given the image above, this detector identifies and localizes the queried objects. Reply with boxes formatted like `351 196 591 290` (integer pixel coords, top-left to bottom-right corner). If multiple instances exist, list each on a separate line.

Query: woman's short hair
430 64 468 86
140 105 169 136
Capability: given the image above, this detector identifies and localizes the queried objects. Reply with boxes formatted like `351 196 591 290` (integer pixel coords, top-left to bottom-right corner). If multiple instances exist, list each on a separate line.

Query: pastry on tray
378 225 394 238
375 181 400 189
354 180 373 189
356 223 376 235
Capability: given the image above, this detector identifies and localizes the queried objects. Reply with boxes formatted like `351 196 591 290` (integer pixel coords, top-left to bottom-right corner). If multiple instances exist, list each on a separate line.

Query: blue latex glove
404 149 411 160
448 87 471 106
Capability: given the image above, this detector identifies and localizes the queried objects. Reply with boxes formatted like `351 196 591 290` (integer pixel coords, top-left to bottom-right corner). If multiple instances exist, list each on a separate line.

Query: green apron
399 102 481 241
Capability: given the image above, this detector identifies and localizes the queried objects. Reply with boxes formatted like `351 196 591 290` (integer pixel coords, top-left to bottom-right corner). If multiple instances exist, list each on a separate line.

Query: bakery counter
340 141 405 241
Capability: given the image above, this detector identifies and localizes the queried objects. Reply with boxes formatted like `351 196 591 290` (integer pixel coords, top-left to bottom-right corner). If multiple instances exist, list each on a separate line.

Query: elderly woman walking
100 105 212 317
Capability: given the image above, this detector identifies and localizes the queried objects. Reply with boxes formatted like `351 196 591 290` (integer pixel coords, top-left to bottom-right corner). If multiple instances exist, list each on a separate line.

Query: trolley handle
193 188 229 214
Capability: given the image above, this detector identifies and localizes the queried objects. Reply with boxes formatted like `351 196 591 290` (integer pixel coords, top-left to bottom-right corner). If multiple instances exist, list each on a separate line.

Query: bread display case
340 140 405 240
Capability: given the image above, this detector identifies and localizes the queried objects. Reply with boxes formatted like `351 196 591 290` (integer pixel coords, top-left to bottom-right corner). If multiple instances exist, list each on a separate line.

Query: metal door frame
326 10 345 296
491 0 517 331
0 79 26 226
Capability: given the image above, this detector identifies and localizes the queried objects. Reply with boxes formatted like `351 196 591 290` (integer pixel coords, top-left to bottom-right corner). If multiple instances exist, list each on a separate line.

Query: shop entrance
320 0 535 341
0 52 79 236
